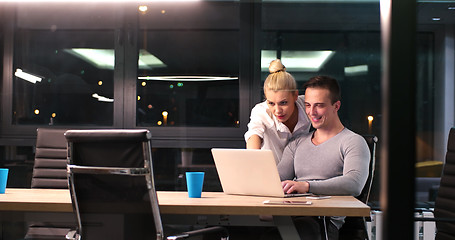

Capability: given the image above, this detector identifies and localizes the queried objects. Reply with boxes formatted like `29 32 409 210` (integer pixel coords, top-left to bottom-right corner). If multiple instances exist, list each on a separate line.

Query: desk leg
273 216 301 240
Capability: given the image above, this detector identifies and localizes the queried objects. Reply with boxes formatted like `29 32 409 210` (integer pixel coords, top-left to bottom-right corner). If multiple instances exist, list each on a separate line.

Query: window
261 2 382 136
13 30 115 125
0 2 445 199
136 2 241 128
9 3 121 127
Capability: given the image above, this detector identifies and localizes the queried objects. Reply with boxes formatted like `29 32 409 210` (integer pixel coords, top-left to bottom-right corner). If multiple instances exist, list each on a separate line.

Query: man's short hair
303 76 341 104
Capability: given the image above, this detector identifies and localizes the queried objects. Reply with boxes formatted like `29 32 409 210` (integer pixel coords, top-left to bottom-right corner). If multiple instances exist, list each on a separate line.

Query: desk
0 189 370 240
0 188 72 212
159 191 370 217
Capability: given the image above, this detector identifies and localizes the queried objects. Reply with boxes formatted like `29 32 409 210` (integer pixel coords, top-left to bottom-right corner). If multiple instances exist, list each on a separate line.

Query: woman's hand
281 180 310 194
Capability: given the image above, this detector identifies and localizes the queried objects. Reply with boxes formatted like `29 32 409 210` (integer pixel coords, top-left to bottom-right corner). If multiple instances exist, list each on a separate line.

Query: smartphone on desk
306 195 331 200
263 200 312 205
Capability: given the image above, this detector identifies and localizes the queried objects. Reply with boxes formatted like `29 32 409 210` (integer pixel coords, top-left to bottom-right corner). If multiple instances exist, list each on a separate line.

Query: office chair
414 128 455 239
25 128 76 240
64 129 228 240
433 127 455 239
339 135 378 240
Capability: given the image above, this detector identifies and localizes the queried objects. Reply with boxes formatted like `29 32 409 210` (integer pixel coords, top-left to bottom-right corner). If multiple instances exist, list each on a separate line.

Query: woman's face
265 90 298 123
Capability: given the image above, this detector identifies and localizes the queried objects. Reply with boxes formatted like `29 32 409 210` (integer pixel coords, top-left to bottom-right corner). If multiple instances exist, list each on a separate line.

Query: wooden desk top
158 191 370 217
0 189 370 217
0 188 73 212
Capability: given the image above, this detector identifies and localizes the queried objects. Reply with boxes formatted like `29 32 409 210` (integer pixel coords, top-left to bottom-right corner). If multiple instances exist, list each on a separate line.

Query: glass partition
13 30 115 125
137 2 240 127
0 0 446 203
1 1 453 238
261 2 382 136
152 147 221 191
11 3 119 126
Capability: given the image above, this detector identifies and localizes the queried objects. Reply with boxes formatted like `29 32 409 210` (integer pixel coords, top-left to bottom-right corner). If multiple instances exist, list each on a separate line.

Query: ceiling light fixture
15 69 43 84
261 50 335 72
92 93 114 103
344 65 369 76
138 5 148 12
64 48 166 70
138 76 238 82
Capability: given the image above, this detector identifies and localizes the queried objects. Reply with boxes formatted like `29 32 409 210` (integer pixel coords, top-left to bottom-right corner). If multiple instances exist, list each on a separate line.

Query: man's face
265 90 298 124
304 87 340 130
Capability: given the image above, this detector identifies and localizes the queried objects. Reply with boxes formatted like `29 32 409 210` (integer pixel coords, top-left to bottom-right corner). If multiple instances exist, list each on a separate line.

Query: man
277 75 370 240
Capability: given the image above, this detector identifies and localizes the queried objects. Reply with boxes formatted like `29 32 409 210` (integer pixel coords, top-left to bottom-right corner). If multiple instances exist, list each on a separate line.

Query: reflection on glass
64 48 166 70
137 77 239 127
15 69 43 83
13 30 115 125
259 1 437 204
261 50 335 72
152 147 222 191
137 1 240 127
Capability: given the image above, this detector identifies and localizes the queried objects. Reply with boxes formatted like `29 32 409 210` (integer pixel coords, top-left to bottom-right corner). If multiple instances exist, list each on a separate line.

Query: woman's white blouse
244 95 311 163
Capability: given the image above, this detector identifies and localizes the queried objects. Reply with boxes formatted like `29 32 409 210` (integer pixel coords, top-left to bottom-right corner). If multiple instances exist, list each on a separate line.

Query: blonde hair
263 59 297 93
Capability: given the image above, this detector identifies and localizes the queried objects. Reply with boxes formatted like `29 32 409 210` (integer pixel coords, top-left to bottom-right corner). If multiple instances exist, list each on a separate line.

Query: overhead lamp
261 50 335 72
92 93 114 102
138 5 148 12
344 65 368 76
138 49 167 70
15 69 43 84
64 48 166 70
65 49 113 69
138 76 238 81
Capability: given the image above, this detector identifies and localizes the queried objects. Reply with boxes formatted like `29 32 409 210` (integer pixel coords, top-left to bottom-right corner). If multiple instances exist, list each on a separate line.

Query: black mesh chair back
339 135 378 240
65 129 163 240
434 128 455 240
31 128 68 189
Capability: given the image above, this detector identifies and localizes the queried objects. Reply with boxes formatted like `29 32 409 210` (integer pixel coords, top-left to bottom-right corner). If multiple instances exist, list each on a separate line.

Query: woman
244 59 311 163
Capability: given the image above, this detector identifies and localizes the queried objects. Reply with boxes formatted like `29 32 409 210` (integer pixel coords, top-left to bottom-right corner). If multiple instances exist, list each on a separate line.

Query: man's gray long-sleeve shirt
278 128 370 229
278 128 370 196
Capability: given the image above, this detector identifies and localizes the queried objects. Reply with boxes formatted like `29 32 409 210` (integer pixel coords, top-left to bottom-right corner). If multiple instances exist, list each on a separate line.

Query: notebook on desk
211 148 311 198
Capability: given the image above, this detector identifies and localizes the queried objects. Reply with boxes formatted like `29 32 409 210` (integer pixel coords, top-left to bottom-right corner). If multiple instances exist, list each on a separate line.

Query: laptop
211 148 311 198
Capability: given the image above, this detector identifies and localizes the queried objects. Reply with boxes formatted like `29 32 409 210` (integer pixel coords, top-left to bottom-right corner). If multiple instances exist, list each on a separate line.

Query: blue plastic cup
0 168 8 194
186 172 204 198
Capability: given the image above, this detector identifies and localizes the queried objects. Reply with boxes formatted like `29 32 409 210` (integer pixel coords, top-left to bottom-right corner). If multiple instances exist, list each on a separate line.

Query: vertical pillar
380 0 416 239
